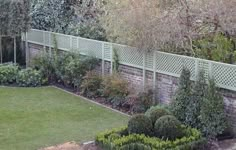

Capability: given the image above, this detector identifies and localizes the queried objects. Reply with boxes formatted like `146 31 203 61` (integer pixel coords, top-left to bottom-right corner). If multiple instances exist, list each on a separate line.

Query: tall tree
31 0 106 40
0 0 31 64
101 0 236 57
31 0 77 34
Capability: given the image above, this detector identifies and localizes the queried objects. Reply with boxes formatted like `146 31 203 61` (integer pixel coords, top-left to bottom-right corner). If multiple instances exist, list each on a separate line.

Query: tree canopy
100 0 236 57
0 0 31 36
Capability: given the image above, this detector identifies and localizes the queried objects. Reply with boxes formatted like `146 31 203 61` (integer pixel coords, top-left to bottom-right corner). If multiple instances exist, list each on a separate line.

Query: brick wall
29 43 236 134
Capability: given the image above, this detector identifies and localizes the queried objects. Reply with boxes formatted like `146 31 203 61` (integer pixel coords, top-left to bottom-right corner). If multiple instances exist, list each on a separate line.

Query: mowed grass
0 87 129 150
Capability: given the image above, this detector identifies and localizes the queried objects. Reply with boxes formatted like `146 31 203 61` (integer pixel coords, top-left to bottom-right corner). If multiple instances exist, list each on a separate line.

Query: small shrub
32 53 56 82
132 90 153 113
154 115 184 140
146 107 171 125
128 114 153 136
80 71 102 98
16 68 44 87
0 63 18 84
102 74 129 106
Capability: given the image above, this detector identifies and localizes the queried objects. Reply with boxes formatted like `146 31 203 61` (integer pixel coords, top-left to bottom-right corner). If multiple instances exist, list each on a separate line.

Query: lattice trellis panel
44 32 50 46
113 44 143 67
212 62 236 90
71 36 78 51
27 29 236 92
145 52 154 70
104 43 112 60
55 34 70 50
156 52 196 79
28 30 44 44
78 38 102 58
197 59 210 79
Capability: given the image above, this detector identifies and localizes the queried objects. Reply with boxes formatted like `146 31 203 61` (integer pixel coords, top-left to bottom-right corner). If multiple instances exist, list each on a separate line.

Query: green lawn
0 87 129 150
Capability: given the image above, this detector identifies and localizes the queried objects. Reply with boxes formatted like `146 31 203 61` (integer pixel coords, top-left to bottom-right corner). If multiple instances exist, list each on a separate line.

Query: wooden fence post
14 36 16 64
102 42 105 76
25 32 29 67
43 31 46 52
49 32 52 57
0 35 2 64
153 51 157 104
110 44 113 75
142 52 146 91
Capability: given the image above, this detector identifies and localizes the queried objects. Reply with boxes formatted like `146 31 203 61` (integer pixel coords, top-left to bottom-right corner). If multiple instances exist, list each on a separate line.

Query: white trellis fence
23 29 236 92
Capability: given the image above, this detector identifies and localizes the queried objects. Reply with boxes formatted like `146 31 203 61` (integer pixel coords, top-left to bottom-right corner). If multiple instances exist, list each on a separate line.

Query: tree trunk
0 36 2 64
14 36 16 64
25 32 29 67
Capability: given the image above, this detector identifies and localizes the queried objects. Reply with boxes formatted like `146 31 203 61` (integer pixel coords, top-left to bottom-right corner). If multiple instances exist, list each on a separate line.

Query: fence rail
24 29 236 92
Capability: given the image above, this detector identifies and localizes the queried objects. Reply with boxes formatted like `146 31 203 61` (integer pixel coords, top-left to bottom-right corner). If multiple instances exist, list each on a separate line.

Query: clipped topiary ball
148 108 171 125
128 114 153 136
145 105 170 117
154 115 184 140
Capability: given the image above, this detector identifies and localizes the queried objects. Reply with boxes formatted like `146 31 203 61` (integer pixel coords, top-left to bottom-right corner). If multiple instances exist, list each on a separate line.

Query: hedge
96 126 206 150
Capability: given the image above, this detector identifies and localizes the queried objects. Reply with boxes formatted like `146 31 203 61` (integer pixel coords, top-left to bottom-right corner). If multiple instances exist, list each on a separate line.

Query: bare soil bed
40 142 101 150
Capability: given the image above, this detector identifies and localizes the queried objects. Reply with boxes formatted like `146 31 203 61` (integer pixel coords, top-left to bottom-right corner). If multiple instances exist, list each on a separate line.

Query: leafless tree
101 0 236 55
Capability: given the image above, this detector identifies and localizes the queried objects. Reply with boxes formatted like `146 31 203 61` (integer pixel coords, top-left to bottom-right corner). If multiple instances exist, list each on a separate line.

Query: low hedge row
96 127 206 150
0 63 45 87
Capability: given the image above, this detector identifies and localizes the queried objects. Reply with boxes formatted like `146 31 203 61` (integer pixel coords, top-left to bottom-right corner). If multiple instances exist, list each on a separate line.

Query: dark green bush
33 52 99 89
0 63 18 84
32 53 56 82
170 67 191 123
154 115 184 140
132 90 153 113
16 68 44 87
96 126 205 150
200 79 227 138
80 71 102 98
128 114 152 136
147 107 171 125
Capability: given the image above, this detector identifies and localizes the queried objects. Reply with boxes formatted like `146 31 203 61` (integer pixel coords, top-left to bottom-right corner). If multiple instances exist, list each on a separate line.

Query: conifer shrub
186 70 206 129
170 67 191 123
200 79 227 138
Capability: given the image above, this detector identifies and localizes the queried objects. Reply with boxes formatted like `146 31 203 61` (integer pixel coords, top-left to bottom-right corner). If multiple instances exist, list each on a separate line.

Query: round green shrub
154 115 184 140
145 105 170 117
147 107 171 125
128 114 153 136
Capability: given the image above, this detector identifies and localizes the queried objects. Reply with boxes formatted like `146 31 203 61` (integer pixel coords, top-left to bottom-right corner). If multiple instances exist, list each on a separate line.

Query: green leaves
31 0 77 34
200 79 227 139
96 126 204 150
16 68 44 87
171 67 191 123
0 0 30 36
0 63 18 84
